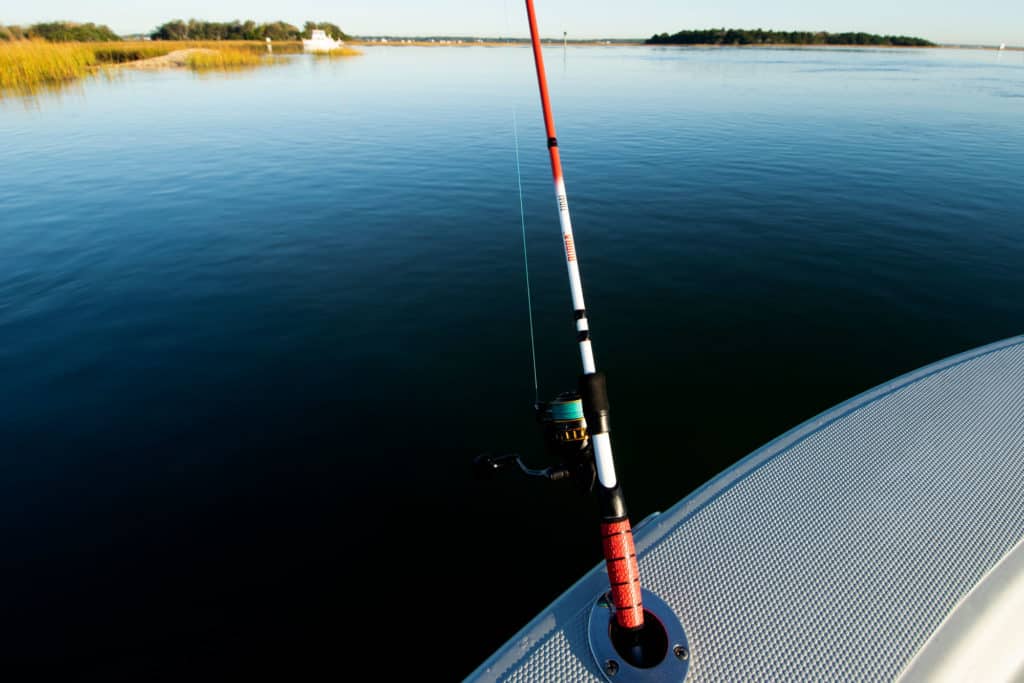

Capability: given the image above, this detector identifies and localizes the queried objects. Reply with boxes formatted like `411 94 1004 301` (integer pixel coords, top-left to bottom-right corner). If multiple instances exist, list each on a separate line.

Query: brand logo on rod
563 234 576 262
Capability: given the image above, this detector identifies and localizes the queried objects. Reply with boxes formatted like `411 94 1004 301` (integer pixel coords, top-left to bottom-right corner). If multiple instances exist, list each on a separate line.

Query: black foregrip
579 372 611 435
598 483 628 520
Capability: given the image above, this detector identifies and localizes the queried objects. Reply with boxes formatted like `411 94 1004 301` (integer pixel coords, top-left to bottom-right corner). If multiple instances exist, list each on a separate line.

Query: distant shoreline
350 39 1021 51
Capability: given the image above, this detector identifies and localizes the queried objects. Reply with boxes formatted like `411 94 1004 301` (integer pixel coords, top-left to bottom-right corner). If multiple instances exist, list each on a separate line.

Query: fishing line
513 111 540 404
505 0 540 403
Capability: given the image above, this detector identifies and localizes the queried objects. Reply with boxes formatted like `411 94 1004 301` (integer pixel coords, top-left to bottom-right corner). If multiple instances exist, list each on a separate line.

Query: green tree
302 21 350 40
261 21 302 41
29 21 120 42
150 19 302 41
645 28 933 47
151 20 188 40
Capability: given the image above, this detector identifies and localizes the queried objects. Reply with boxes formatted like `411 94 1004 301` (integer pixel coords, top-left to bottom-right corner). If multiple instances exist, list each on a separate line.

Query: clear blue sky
5 1 1022 46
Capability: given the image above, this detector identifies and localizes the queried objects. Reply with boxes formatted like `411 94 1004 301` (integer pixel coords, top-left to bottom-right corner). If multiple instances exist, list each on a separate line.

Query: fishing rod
519 0 646 638
474 1 682 673
473 5 693 676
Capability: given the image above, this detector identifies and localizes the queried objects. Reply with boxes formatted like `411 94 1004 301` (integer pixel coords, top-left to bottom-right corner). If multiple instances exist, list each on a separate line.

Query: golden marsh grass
0 40 95 94
312 46 364 58
91 42 174 64
185 47 263 70
0 40 301 94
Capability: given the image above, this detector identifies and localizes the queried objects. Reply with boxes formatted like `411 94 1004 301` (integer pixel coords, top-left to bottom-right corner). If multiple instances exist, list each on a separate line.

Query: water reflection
1 45 1022 680
0 76 87 104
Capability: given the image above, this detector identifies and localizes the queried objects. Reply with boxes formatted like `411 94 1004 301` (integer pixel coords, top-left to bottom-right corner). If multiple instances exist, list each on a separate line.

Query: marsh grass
184 40 303 55
185 48 264 70
0 40 95 94
312 46 364 58
91 42 174 64
1 40 300 94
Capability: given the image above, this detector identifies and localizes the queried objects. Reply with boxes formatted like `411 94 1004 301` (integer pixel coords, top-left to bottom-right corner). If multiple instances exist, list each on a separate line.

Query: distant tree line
0 22 120 42
0 19 352 42
647 29 934 47
302 22 349 41
150 20 350 41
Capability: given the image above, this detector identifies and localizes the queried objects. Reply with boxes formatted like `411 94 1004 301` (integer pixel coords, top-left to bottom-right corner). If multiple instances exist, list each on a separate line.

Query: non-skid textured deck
469 336 1024 682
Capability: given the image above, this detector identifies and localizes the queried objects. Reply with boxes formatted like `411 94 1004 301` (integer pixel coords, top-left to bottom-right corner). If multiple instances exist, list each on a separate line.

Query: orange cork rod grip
601 519 644 630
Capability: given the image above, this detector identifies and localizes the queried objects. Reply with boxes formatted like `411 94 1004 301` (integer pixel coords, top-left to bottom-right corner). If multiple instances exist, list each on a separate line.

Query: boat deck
469 336 1024 682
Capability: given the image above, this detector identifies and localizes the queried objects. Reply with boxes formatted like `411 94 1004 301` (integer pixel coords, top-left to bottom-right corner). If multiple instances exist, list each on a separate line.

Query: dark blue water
2 46 1022 678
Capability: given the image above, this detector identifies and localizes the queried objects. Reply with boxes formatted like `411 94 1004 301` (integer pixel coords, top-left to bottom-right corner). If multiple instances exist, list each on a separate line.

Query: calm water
2 46 1023 678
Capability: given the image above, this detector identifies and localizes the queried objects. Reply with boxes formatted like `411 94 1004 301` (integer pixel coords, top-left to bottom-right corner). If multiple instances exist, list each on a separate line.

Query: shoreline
4 38 1018 94
349 39 1020 51
106 48 217 70
84 41 1024 75
643 43 1022 51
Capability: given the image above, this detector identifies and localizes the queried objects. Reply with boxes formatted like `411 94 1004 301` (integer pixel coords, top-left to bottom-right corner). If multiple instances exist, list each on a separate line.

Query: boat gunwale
467 333 1024 682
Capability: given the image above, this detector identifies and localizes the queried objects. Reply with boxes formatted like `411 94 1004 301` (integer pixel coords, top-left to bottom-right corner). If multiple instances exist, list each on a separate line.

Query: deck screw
604 659 619 676
674 644 689 661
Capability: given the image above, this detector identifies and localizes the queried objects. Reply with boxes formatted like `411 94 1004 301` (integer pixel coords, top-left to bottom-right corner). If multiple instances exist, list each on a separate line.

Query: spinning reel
474 391 596 492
